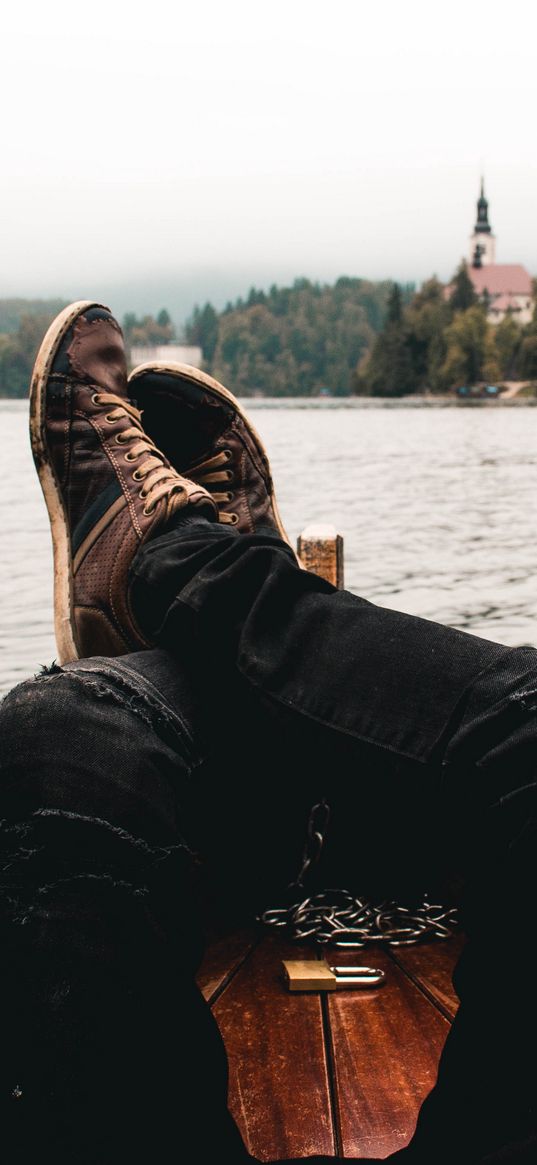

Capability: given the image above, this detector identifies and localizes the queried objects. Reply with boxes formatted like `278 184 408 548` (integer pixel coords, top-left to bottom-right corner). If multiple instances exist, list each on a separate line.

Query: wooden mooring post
297 523 344 589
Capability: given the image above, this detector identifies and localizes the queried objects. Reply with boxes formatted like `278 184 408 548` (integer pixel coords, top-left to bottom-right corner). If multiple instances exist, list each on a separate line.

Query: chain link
260 800 459 947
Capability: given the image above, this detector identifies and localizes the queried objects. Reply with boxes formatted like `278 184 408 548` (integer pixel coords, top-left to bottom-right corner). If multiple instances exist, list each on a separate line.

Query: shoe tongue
64 310 128 396
135 374 234 467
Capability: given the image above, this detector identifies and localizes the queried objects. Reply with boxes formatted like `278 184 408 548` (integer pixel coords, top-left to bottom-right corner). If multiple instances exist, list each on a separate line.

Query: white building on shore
129 343 203 369
467 182 533 325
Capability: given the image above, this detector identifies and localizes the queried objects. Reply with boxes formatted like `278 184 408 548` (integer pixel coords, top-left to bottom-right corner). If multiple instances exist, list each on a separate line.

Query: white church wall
469 234 496 265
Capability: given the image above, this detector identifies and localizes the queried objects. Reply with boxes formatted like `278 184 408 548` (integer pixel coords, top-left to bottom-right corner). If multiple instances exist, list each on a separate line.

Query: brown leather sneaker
128 362 292 543
30 303 216 663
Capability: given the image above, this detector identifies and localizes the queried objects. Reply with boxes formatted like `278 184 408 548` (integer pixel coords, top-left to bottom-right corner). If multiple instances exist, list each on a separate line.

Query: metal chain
260 800 459 947
290 799 331 893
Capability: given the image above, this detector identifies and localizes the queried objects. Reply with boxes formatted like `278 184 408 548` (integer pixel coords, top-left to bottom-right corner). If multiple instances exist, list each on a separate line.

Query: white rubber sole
29 300 108 664
129 361 294 549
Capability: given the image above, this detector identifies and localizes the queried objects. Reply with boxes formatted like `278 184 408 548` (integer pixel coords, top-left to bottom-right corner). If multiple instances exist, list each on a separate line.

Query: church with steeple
466 180 533 324
469 179 496 267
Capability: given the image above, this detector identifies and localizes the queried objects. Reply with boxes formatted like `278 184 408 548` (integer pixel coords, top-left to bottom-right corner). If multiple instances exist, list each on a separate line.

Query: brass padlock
282 959 386 992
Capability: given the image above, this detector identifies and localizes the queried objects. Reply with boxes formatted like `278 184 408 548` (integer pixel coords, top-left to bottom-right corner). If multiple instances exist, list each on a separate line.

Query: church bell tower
469 178 496 267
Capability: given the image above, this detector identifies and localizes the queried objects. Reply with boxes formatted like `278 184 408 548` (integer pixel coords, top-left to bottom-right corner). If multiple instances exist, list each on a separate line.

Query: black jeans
1 518 536 1163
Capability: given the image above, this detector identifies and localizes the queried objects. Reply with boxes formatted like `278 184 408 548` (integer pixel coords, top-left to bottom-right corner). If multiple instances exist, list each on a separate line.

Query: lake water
2 398 537 694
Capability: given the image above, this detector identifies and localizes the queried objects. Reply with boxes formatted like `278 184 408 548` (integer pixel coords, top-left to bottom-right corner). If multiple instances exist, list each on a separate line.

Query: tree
185 302 219 363
518 283 537 379
404 278 450 392
439 306 491 388
386 282 403 324
494 314 520 380
122 312 139 334
519 334 537 379
482 330 501 385
0 311 65 397
361 288 415 397
246 287 267 307
449 261 477 314
358 282 422 396
123 311 174 348
0 334 27 397
209 278 390 395
364 326 415 396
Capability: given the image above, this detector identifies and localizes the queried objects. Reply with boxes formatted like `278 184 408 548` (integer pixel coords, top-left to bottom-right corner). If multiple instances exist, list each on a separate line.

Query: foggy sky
2 0 536 317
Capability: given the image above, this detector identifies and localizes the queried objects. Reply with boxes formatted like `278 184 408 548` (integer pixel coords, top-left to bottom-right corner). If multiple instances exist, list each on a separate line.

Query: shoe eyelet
104 413 116 424
133 469 145 481
124 451 137 462
139 488 148 499
143 503 157 517
225 469 233 481
225 491 234 502
223 449 233 461
91 393 103 406
228 513 239 525
115 433 127 445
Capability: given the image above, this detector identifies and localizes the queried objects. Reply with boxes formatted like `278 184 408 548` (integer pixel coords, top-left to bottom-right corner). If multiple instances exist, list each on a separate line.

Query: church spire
469 177 496 266
474 177 491 235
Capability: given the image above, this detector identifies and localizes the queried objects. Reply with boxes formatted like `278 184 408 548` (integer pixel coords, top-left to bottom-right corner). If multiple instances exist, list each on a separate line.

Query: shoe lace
186 450 239 525
93 391 189 518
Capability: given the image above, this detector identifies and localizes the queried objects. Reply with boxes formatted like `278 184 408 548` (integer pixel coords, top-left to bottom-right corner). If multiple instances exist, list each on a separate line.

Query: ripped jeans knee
0 653 200 837
0 656 202 943
0 660 208 1158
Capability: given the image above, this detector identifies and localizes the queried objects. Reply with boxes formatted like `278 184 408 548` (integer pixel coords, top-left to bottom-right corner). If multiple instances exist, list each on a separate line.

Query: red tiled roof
469 264 532 296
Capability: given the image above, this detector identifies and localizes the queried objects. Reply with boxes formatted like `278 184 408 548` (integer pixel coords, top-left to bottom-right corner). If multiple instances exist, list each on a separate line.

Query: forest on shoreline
183 265 537 396
1 265 536 398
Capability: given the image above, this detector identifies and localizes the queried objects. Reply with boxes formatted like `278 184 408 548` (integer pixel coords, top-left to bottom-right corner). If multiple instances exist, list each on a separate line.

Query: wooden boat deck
197 929 463 1160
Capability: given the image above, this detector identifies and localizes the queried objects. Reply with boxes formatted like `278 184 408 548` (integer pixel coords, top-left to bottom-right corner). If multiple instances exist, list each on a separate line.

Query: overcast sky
1 0 536 316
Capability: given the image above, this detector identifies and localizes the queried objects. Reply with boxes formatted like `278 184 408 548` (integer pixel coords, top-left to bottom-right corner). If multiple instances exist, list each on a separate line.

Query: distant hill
0 298 67 335
185 277 396 396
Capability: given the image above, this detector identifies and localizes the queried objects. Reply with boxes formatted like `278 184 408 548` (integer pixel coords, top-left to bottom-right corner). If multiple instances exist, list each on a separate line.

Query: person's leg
22 302 387 1163
130 515 516 768
390 657 537 1164
27 306 536 1161
0 652 253 1165
0 650 351 1165
130 516 537 1164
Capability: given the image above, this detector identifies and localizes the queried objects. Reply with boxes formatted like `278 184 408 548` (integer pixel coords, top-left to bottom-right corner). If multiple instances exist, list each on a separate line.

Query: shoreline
1 394 536 408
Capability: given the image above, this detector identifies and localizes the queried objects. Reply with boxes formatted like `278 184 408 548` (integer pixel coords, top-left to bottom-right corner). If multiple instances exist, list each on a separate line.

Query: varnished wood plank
212 934 335 1161
326 945 451 1159
388 935 464 1021
196 928 258 1005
